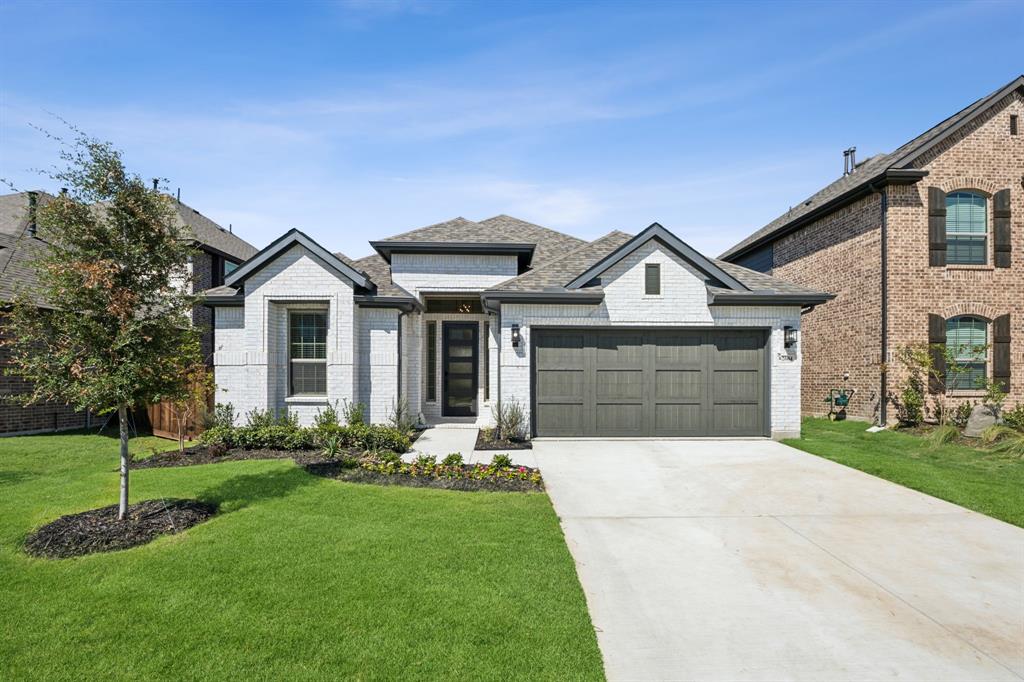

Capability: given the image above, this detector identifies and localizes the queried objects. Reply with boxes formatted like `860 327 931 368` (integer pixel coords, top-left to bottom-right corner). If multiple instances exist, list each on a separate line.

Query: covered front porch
405 294 498 427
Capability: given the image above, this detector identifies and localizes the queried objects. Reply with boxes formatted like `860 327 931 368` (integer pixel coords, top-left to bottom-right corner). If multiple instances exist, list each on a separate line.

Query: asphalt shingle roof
721 75 1024 260
0 191 258 306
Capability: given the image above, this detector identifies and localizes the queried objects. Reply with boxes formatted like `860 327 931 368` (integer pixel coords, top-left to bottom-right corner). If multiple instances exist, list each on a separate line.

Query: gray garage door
533 328 767 437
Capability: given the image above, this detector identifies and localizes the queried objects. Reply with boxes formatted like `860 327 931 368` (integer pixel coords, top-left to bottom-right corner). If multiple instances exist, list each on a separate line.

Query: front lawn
785 418 1024 528
0 431 603 680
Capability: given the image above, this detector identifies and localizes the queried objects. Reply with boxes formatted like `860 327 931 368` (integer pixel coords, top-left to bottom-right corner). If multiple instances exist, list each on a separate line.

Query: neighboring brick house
720 75 1023 423
0 191 258 435
204 218 830 439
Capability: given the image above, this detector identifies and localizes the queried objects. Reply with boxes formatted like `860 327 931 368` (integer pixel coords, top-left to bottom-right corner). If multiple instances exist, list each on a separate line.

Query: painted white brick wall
391 253 517 297
213 244 356 426
356 307 400 424
498 244 803 439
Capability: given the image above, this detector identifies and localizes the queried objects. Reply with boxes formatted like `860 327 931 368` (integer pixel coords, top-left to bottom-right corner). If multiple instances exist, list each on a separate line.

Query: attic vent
1012 114 1019 136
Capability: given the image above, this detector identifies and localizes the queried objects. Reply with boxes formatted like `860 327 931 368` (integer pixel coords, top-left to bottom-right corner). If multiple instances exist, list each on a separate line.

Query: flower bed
24 499 217 559
305 455 543 493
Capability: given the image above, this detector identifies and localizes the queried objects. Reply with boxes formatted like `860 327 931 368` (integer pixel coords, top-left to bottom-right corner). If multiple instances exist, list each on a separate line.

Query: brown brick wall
886 91 1024 409
770 89 1023 422
773 194 884 420
0 313 88 435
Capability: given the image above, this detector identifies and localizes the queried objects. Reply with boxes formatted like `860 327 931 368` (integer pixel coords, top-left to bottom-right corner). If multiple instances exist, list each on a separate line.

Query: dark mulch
475 430 532 451
24 499 218 559
305 462 544 493
132 446 295 469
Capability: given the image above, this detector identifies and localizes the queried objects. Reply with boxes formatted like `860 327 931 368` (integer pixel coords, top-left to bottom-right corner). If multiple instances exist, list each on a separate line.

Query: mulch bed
474 430 532 451
24 499 217 559
305 462 544 493
132 446 295 468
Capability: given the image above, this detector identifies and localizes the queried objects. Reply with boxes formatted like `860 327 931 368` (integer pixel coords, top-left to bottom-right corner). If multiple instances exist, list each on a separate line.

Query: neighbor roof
720 74 1024 261
169 200 258 261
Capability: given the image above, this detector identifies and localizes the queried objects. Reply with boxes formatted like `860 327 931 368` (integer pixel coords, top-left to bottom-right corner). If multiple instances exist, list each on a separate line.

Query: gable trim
225 229 370 289
565 223 749 292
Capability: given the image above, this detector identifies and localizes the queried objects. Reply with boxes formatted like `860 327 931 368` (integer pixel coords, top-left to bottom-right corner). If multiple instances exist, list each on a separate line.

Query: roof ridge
477 214 586 243
488 230 631 290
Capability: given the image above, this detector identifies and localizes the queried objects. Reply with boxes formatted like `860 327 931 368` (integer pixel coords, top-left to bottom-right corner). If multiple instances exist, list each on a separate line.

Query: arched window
946 316 987 390
945 191 987 264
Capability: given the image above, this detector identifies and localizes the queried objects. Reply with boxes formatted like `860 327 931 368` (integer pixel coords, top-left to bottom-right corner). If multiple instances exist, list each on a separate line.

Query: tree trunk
118 404 130 521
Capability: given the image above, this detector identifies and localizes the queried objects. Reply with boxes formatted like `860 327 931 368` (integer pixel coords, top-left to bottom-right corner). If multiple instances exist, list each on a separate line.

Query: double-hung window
289 311 327 395
945 191 987 265
946 316 987 390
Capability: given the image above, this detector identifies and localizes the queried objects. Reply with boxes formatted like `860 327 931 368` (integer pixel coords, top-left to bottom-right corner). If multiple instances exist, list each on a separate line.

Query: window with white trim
289 311 327 395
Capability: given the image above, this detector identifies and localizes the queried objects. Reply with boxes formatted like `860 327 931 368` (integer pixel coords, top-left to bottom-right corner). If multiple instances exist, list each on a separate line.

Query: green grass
0 431 603 681
785 418 1024 528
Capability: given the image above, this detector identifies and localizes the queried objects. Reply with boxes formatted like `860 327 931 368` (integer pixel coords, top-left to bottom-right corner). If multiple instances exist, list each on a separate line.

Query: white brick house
204 217 831 439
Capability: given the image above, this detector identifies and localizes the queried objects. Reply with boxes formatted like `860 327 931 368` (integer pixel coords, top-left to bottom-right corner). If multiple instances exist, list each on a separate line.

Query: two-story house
0 190 258 435
720 75 1023 423
203 217 830 440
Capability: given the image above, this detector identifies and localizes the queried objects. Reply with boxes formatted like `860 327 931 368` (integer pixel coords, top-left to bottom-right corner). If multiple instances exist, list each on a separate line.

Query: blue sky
1 0 1021 259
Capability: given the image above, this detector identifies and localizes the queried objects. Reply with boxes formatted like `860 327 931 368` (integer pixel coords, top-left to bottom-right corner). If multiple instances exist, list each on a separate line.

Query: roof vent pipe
849 146 857 172
27 191 38 237
152 178 159 191
843 149 850 176
176 188 181 203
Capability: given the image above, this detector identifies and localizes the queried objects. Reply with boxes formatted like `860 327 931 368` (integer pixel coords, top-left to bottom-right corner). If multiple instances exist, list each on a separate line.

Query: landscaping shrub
320 433 345 459
952 401 974 429
388 400 417 435
313 402 341 430
1002 403 1024 432
341 399 366 426
894 385 924 427
414 454 437 468
361 425 411 454
199 424 236 447
207 403 237 429
492 400 527 441
441 453 463 466
358 452 542 486
491 453 513 468
927 423 960 447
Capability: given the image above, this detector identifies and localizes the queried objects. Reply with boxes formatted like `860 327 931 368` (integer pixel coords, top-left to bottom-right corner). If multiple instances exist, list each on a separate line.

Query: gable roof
720 74 1024 261
225 228 370 289
567 223 748 291
487 224 830 305
373 214 585 268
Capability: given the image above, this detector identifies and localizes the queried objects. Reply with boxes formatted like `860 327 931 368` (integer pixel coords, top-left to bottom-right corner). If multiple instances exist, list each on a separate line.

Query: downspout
397 309 409 406
869 182 889 426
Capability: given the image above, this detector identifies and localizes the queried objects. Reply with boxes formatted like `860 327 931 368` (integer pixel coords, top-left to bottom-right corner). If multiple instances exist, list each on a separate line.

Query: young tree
169 359 214 455
2 132 203 520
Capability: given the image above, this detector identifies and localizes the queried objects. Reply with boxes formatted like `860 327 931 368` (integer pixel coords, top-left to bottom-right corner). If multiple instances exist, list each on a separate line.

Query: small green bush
491 453 513 468
199 424 235 447
207 403 237 429
441 452 463 466
320 433 345 459
313 402 341 430
362 425 411 454
492 401 527 441
1003 403 1024 432
414 454 436 467
951 402 974 428
388 400 416 434
341 399 366 426
895 386 924 426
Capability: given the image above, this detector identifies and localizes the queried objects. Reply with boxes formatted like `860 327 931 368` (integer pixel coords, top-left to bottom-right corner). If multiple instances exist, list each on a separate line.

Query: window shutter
928 313 946 393
993 314 1011 392
928 187 947 266
993 189 1012 268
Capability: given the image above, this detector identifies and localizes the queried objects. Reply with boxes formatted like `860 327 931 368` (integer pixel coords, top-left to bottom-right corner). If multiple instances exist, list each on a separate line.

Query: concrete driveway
534 439 1024 681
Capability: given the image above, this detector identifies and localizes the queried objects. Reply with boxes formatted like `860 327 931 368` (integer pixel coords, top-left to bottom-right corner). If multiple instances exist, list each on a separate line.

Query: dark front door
442 322 479 417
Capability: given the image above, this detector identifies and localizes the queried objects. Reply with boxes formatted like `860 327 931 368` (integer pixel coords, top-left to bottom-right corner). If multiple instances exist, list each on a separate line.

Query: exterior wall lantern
784 326 798 349
511 324 522 348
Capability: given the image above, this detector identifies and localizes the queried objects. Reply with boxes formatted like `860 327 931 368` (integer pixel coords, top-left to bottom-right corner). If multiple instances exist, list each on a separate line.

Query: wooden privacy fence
147 386 214 441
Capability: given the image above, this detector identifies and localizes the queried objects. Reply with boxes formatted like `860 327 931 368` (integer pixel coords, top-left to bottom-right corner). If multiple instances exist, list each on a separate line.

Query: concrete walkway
535 439 1024 681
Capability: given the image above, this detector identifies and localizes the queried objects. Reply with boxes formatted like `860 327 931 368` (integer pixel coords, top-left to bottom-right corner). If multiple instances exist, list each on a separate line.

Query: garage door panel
712 404 762 434
712 369 761 403
654 404 703 432
535 333 585 367
533 328 766 437
655 369 703 400
536 369 585 400
595 369 644 399
595 332 644 366
536 403 585 435
652 333 703 365
596 403 644 433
